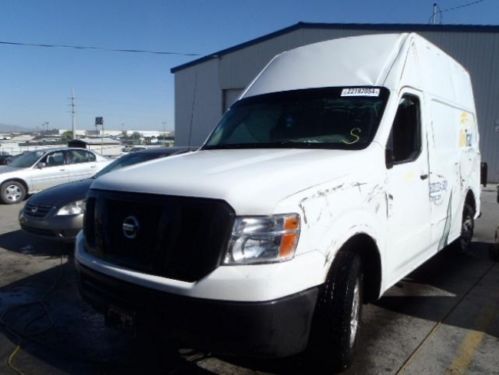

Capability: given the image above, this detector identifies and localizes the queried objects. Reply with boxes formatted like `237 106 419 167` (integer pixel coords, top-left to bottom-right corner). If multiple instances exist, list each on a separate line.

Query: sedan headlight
224 213 300 265
56 200 85 216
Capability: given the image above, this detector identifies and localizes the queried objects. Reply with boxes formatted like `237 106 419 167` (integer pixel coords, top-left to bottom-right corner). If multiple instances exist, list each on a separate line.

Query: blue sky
0 0 497 132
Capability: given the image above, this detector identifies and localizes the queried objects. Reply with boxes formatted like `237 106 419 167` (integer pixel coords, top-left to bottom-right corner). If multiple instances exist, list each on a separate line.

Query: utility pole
70 89 76 139
432 3 438 25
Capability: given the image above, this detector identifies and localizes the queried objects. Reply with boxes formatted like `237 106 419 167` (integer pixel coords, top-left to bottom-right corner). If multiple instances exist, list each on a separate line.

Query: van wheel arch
464 189 476 215
337 234 382 303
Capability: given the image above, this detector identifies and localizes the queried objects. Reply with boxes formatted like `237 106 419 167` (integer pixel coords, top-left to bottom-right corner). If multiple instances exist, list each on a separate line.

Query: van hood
92 148 374 214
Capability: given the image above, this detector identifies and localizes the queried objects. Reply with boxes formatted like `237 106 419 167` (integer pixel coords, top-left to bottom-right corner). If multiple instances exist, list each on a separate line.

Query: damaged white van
75 33 481 369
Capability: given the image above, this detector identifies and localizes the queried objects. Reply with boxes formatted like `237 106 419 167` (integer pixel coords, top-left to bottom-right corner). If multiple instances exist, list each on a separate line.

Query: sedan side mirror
37 162 47 169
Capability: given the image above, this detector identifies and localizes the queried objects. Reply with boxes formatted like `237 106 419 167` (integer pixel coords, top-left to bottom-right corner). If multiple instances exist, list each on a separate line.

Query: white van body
75 33 481 363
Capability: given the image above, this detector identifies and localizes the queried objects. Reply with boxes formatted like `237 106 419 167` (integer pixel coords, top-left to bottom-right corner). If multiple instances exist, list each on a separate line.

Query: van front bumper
76 262 319 358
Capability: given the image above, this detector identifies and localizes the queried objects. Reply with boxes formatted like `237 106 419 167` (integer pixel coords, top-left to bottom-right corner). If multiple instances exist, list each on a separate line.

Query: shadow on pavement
0 240 496 374
0 259 215 374
373 242 498 339
0 229 69 257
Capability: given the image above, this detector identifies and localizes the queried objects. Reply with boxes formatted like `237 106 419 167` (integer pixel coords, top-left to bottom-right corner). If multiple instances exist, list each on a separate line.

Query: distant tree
61 131 73 142
131 132 141 140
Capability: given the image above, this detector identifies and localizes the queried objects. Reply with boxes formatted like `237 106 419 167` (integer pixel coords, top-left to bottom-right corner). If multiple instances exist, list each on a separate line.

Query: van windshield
204 87 389 150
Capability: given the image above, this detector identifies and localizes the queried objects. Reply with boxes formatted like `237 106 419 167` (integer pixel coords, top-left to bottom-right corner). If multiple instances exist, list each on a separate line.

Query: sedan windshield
8 150 46 168
204 87 389 150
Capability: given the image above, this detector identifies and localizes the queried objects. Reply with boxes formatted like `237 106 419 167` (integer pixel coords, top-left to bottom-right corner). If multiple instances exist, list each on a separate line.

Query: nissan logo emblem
122 216 140 239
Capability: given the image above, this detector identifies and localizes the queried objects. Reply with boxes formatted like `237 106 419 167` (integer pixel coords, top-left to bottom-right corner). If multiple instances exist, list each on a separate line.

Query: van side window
387 95 421 164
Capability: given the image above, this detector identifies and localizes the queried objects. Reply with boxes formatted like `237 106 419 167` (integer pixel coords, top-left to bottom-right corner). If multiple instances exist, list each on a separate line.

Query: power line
428 0 485 24
0 40 200 57
440 0 485 13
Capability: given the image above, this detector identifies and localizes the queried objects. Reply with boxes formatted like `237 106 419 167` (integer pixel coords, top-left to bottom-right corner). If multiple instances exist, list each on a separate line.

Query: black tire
490 226 499 262
0 180 26 204
456 203 475 253
311 251 363 371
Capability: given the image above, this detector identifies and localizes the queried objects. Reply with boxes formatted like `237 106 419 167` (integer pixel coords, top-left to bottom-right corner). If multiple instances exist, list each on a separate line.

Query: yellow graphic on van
459 112 473 148
460 112 469 124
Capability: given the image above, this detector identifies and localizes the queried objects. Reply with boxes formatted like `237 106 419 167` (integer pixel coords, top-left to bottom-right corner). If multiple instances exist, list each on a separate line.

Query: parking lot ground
0 188 498 374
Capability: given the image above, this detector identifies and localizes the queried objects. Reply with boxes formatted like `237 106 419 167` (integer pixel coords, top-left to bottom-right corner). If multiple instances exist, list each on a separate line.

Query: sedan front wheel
1 180 26 204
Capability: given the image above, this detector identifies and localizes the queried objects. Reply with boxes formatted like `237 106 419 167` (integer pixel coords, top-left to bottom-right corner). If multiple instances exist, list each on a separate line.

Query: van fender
315 208 386 285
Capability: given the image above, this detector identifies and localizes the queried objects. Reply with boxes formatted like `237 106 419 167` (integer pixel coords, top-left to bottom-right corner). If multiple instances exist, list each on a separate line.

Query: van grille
84 190 235 282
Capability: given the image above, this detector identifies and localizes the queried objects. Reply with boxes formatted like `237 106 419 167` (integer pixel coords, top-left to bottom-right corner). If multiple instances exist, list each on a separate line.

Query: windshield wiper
203 143 264 150
204 141 325 150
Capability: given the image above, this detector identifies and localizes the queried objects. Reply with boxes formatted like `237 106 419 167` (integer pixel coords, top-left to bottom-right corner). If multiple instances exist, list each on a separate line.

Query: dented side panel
274 149 389 292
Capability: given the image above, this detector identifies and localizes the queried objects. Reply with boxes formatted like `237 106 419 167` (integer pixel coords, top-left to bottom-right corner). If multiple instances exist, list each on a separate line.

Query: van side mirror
385 148 395 169
37 162 46 169
480 162 488 187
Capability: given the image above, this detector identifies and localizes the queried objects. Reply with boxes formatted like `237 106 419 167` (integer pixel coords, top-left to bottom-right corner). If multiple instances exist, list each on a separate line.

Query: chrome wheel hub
4 185 21 202
350 279 361 348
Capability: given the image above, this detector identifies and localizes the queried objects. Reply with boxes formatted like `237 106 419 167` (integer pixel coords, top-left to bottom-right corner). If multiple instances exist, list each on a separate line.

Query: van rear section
75 33 480 370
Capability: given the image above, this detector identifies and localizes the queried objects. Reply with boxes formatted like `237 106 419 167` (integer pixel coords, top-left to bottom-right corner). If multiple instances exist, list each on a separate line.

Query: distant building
85 129 123 137
51 129 86 137
123 130 167 138
171 22 499 182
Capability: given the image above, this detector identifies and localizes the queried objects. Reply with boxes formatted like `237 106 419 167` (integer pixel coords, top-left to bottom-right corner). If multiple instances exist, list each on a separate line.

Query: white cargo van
75 33 481 369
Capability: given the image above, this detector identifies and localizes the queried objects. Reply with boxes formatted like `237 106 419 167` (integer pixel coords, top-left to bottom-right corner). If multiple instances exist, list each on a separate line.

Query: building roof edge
171 21 499 73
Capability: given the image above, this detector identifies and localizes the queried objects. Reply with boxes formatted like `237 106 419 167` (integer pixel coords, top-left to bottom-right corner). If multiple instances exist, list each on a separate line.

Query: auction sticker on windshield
341 88 380 97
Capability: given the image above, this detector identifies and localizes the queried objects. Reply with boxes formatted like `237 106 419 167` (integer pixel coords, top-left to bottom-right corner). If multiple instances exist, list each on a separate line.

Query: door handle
420 174 429 180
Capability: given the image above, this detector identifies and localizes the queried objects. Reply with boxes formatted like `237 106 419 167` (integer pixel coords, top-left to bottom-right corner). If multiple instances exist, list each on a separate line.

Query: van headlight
223 213 300 265
56 200 85 216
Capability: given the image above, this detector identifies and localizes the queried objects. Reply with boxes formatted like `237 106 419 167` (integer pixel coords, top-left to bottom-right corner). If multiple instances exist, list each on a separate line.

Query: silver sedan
0 148 109 204
19 147 191 241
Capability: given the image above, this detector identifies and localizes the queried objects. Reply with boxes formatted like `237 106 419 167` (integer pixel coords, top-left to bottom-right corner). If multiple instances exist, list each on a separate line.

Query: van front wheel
312 251 363 371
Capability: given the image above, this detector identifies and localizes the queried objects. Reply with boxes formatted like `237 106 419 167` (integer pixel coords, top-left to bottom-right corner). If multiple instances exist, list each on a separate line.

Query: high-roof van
75 33 481 369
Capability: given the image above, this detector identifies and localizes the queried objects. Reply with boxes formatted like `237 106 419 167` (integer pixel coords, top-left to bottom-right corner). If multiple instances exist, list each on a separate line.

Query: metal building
171 22 499 182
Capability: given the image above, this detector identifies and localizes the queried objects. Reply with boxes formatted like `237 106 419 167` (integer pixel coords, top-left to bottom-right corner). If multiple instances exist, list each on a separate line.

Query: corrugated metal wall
173 27 499 182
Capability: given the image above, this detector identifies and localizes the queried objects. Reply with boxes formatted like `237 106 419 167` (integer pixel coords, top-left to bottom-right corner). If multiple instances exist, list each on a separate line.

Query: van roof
241 33 474 111
242 33 408 97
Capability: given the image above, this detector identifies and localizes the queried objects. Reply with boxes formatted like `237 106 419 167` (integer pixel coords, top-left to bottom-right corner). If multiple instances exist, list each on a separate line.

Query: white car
0 148 109 204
